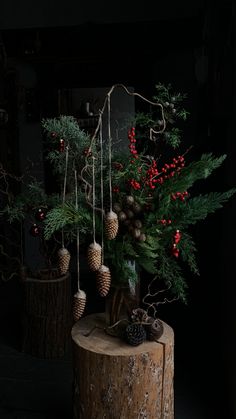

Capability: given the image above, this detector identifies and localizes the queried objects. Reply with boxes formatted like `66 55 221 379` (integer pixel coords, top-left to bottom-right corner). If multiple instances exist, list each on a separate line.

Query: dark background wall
0 1 235 418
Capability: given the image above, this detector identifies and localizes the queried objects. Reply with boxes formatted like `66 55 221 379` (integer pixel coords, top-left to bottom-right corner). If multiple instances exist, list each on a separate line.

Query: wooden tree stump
21 272 72 358
71 313 174 419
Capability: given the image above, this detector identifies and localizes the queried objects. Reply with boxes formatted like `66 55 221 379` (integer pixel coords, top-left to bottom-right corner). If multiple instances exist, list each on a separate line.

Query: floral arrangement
1 83 235 345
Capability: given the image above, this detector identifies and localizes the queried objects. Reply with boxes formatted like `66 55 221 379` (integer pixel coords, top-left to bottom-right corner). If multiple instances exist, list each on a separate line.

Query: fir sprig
44 201 91 240
156 250 188 302
170 190 236 228
178 232 199 275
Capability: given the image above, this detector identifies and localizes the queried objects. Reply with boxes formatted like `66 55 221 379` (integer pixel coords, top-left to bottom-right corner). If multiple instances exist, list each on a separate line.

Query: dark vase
105 261 140 335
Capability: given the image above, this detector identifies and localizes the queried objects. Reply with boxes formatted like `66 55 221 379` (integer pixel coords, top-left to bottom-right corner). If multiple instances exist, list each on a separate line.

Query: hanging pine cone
146 318 164 341
73 290 86 322
57 247 71 275
96 265 111 297
87 242 102 271
105 211 119 239
125 323 147 346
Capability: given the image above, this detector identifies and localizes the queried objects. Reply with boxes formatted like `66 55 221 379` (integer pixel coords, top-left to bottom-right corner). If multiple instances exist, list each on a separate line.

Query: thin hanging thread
99 116 104 264
62 145 69 248
92 156 96 244
107 93 113 212
74 169 80 291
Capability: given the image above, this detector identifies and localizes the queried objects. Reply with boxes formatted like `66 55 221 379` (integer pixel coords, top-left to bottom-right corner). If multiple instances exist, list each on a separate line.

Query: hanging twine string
107 93 113 212
99 116 104 264
61 145 69 248
74 169 80 291
92 156 96 244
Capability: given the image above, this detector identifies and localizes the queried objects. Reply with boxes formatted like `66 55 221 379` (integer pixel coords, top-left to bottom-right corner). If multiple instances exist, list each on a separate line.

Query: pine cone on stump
146 318 164 341
125 323 147 346
131 308 149 323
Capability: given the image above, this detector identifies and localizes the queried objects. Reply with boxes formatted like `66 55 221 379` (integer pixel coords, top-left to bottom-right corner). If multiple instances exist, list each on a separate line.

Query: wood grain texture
72 313 174 419
21 273 72 358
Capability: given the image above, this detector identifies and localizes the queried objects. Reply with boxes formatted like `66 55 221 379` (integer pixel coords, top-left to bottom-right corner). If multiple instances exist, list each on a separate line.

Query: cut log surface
72 313 174 419
22 273 72 358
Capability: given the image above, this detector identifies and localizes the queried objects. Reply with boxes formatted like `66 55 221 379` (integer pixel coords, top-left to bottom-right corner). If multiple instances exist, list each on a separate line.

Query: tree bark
72 313 174 419
21 272 72 358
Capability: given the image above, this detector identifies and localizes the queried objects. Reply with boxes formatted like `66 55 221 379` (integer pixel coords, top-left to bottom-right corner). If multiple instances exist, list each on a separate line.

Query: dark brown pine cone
146 318 164 341
131 308 149 323
125 323 147 346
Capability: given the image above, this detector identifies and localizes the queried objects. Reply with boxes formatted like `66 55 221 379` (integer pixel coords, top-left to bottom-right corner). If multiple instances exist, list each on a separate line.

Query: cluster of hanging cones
87 210 119 299
57 246 87 323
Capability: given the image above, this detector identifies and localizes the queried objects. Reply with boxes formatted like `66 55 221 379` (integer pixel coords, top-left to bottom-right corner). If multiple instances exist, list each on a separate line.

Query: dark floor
0 279 219 419
0 339 208 419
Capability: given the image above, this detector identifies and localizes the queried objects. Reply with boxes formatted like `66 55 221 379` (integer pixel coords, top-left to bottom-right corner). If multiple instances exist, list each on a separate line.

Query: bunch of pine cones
113 195 146 242
125 308 163 346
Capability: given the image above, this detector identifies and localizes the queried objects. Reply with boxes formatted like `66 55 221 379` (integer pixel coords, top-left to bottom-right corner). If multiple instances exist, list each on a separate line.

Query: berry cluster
159 218 172 225
129 178 141 190
112 185 120 193
171 229 181 257
171 191 188 201
145 159 159 190
112 162 124 171
59 138 65 152
128 127 138 161
29 207 47 237
156 155 185 185
83 147 92 157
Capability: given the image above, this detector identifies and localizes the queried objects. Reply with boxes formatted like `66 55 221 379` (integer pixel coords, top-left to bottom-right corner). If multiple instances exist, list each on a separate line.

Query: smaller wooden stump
72 313 174 419
22 273 72 358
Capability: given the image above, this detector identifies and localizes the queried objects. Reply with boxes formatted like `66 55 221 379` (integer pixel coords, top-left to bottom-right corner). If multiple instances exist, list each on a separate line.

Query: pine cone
87 242 102 271
125 195 135 206
57 247 71 275
73 290 86 322
96 265 111 297
131 308 149 323
125 323 147 346
105 211 119 240
146 318 164 341
132 202 142 214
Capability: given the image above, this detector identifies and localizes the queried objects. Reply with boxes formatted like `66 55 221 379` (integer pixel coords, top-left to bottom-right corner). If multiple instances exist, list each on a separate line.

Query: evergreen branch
174 189 236 227
44 202 82 239
179 232 199 275
156 251 188 302
159 154 227 202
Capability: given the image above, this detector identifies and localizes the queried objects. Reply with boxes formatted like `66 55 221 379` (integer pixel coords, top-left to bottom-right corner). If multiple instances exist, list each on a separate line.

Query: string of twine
99 116 104 264
62 145 69 248
107 93 113 212
92 156 96 244
74 169 80 291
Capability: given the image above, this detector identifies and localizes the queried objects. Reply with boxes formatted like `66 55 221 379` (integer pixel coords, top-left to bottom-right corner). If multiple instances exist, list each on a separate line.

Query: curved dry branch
88 83 166 152
142 276 177 318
